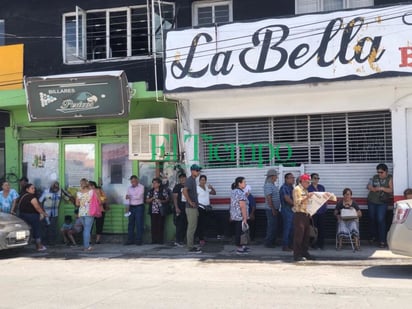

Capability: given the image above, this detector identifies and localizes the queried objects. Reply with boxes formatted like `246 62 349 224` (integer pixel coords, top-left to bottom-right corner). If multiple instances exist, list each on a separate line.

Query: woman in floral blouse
75 178 94 251
146 178 169 244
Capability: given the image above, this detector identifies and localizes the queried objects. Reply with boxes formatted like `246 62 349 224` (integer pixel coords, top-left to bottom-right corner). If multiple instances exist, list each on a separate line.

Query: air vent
129 118 177 161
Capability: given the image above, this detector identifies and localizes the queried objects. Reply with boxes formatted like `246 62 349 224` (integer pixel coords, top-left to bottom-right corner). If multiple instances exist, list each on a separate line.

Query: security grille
199 111 392 168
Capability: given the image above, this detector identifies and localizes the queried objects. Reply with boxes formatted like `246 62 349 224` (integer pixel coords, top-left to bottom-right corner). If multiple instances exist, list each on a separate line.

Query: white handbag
340 208 358 220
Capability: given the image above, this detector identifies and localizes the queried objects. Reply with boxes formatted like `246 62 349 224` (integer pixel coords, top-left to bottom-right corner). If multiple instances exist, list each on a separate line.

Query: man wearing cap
183 164 202 253
39 181 62 246
125 175 145 245
292 174 315 262
263 168 281 248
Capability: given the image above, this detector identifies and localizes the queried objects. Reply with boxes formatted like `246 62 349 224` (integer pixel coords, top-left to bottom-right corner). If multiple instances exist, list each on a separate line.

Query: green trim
1 81 178 237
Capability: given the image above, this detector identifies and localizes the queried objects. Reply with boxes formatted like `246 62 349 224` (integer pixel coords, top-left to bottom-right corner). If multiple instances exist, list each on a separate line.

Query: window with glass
192 1 232 26
64 144 95 188
295 0 374 14
101 143 132 205
63 2 175 63
0 20 4 46
22 143 59 192
199 111 392 168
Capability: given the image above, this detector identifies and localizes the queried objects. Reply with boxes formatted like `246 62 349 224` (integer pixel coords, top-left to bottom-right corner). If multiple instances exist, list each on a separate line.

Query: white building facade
164 3 412 207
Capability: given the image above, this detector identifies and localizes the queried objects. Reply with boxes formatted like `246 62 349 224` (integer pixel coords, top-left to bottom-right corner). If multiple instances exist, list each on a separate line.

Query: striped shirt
263 182 281 210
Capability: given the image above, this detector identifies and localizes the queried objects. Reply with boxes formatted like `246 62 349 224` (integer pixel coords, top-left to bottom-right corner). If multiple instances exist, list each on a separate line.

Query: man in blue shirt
263 169 281 248
280 173 295 252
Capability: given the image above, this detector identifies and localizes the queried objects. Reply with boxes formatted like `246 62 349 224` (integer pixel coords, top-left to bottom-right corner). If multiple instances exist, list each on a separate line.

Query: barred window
199 111 392 168
63 2 175 63
192 1 232 26
295 0 374 14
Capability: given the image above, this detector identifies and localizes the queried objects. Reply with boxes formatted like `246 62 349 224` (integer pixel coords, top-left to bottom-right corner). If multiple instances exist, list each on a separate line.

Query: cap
300 174 311 182
265 169 278 177
190 164 202 171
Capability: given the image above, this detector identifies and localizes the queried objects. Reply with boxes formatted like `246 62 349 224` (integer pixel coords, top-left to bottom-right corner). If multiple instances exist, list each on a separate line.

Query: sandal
354 237 360 251
83 247 93 252
37 246 47 252
337 238 342 250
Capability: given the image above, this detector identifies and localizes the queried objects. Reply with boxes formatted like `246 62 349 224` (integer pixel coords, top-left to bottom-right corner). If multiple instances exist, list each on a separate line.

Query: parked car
387 199 412 257
0 212 31 250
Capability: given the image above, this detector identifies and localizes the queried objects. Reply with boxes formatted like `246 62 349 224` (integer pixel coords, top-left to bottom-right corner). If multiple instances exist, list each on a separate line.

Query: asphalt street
1 240 412 309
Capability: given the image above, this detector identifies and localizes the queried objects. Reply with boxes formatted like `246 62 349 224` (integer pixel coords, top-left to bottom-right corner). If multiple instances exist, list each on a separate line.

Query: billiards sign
25 71 130 121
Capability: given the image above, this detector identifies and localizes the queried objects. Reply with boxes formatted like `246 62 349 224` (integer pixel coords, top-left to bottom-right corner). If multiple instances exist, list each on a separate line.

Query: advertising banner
165 4 412 92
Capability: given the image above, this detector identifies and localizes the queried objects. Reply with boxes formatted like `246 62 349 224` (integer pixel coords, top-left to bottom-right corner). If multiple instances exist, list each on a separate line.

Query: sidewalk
24 238 412 263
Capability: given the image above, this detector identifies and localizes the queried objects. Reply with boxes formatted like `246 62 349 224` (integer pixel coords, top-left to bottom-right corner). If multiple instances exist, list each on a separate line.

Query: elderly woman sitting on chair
334 188 362 250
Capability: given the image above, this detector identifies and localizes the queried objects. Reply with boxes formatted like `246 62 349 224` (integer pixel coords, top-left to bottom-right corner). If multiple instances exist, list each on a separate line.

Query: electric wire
0 4 410 87
163 6 412 64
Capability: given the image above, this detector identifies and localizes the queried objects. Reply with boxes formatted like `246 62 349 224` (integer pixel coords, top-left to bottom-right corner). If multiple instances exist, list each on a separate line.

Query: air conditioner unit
129 118 177 161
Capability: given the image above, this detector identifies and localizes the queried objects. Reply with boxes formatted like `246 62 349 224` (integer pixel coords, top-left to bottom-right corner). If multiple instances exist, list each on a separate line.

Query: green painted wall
0 82 179 242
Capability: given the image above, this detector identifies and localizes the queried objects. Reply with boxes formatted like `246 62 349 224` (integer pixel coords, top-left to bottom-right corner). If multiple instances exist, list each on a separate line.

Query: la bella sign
164 4 412 92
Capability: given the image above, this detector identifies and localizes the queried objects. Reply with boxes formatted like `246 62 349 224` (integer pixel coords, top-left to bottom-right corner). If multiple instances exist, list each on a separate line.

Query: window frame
62 2 175 64
192 0 233 27
295 0 374 14
0 20 5 46
199 111 392 168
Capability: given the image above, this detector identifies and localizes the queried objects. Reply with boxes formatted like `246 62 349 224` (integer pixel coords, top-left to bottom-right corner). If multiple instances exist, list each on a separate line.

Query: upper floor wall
0 0 167 89
0 0 409 90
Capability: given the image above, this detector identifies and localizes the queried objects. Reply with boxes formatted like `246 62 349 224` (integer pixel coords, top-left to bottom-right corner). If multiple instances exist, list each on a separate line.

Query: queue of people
0 162 400 256
0 176 108 252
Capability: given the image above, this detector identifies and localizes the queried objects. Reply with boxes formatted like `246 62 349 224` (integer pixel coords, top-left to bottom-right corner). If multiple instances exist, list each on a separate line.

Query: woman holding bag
367 163 393 248
334 188 362 250
76 178 94 251
230 176 249 255
89 181 107 244
18 183 48 251
146 178 169 244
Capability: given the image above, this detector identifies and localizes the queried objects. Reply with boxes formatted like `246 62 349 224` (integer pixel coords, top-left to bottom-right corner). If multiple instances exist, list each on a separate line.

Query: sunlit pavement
5 238 411 264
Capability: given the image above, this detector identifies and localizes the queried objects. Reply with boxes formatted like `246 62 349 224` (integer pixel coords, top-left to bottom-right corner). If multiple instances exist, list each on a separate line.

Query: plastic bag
89 191 102 218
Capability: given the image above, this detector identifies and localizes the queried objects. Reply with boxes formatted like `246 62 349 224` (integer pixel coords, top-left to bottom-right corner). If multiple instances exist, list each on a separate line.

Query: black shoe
294 256 307 262
379 242 387 249
264 244 276 248
188 247 202 253
136 241 143 246
304 254 316 261
124 242 134 246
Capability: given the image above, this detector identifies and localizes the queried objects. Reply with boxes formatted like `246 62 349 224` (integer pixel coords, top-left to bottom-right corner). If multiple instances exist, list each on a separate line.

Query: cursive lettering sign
165 4 412 91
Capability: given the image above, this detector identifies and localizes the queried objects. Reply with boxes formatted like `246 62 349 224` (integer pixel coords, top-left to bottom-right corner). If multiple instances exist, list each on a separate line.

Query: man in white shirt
196 174 216 247
125 175 145 245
